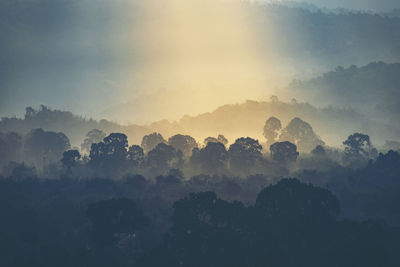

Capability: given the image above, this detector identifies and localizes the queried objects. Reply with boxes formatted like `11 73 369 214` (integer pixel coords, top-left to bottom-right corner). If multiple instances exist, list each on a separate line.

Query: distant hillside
173 100 397 146
2 100 397 149
287 62 400 122
384 8 400 18
2 1 400 121
0 106 151 147
249 4 400 70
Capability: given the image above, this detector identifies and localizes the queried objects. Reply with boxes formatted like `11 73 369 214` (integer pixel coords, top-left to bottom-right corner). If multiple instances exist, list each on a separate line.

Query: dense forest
1 1 400 266
0 99 393 149
1 110 400 266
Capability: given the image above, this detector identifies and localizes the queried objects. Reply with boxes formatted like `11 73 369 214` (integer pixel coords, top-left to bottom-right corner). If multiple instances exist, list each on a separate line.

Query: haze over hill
285 62 400 122
272 0 400 12
2 1 400 266
1 98 397 149
1 0 400 123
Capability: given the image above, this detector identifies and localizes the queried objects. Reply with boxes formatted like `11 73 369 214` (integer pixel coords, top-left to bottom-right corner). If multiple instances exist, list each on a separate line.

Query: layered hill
1 99 395 149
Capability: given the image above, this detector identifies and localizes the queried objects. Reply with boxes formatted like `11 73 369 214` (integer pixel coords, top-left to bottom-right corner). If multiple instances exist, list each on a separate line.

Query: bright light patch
115 0 283 123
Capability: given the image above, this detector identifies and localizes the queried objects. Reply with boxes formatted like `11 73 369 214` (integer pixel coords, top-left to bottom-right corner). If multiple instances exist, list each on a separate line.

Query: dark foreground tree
89 133 129 175
190 142 228 174
146 143 183 176
127 145 145 169
255 178 340 223
343 133 377 163
142 179 393 267
0 132 22 168
87 198 148 248
61 149 81 173
141 192 247 267
270 141 299 163
228 137 264 175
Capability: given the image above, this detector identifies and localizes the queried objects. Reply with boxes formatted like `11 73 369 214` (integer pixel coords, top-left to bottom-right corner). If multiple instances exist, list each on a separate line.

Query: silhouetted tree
24 106 36 119
61 149 81 172
280 117 324 152
81 129 106 153
89 133 128 174
143 178 394 267
146 143 183 176
104 133 128 152
141 133 167 153
228 137 264 175
168 134 198 157
190 142 228 174
161 192 247 267
24 128 70 167
263 116 282 148
373 150 400 170
87 198 148 247
343 133 375 158
127 145 145 169
255 178 340 223
251 179 343 267
0 132 22 167
270 141 299 163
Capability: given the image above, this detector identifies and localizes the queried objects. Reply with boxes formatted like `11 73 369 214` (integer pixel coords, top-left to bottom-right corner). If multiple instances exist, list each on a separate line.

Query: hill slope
2 100 397 149
287 62 400 122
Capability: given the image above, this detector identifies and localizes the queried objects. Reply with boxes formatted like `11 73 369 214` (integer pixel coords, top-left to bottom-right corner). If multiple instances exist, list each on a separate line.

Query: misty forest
1 1 400 267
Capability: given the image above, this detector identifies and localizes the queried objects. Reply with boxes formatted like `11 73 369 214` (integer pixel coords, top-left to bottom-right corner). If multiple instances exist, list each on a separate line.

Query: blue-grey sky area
0 0 399 124
0 0 142 122
273 0 400 12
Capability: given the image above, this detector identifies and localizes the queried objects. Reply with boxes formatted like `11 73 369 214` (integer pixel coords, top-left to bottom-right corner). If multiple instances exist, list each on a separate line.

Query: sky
0 0 275 124
271 0 400 12
0 0 399 124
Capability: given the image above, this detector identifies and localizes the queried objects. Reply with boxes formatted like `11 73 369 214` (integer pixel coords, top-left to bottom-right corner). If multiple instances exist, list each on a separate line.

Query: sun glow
120 0 283 122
